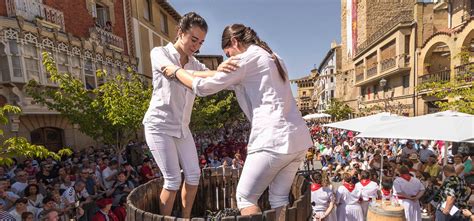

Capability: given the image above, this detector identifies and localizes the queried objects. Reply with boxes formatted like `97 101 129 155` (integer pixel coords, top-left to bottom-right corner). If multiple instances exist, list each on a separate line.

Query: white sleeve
392 179 401 196
192 62 246 97
150 47 175 73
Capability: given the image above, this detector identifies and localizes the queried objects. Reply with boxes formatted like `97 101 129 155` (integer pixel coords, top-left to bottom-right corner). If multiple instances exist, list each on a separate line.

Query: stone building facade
291 70 319 116
336 0 473 116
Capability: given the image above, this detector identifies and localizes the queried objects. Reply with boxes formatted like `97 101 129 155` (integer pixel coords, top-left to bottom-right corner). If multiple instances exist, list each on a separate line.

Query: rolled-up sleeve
150 47 175 72
192 61 246 97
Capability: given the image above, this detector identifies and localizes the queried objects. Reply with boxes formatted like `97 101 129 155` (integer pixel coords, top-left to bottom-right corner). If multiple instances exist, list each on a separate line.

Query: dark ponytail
176 12 208 38
221 24 287 81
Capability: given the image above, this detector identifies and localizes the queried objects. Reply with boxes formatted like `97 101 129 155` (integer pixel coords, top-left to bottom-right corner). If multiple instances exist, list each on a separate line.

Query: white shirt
355 180 379 201
143 43 208 138
102 167 117 189
11 181 28 195
62 186 89 205
192 45 312 154
392 176 425 199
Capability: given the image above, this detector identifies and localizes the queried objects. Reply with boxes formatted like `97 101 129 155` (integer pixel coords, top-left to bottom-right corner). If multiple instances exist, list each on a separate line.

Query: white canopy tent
323 112 406 132
303 113 331 120
356 110 473 142
356 110 474 166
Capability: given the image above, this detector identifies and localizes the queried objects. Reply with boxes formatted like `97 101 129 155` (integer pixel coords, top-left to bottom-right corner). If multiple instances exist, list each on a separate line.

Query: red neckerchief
382 188 391 196
360 179 371 187
409 168 416 172
343 181 355 192
400 174 412 182
311 183 322 192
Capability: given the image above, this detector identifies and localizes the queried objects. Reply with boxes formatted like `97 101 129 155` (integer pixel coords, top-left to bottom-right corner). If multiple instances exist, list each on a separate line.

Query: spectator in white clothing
101 160 119 189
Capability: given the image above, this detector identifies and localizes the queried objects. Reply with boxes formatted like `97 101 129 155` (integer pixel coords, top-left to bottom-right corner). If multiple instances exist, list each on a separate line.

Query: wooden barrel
367 200 406 221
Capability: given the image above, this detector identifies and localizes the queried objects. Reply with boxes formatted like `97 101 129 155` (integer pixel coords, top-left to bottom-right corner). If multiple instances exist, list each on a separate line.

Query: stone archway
419 41 452 84
30 127 64 152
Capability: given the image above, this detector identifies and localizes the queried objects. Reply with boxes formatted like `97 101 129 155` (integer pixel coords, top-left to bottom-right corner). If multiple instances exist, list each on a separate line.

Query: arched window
30 127 64 152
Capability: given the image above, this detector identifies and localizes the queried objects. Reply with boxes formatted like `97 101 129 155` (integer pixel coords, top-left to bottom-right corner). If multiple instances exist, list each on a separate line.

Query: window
57 51 69 74
403 75 410 88
160 11 169 34
330 90 334 99
143 0 152 21
96 4 110 28
71 56 82 80
361 87 366 97
24 44 40 82
84 59 96 89
0 43 8 81
330 77 334 83
8 41 22 78
373 85 378 97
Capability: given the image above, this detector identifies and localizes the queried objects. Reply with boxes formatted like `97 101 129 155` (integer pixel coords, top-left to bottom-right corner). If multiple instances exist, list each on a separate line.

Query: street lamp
379 78 387 88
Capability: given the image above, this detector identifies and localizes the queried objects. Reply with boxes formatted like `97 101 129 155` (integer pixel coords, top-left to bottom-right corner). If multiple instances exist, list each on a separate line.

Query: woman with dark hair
142 12 238 217
162 24 312 218
24 184 43 208
310 172 336 221
336 172 363 221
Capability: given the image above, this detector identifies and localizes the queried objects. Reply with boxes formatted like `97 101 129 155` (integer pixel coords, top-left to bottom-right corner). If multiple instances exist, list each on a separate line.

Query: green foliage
0 105 72 166
191 90 244 133
417 48 474 114
325 99 354 121
26 52 152 153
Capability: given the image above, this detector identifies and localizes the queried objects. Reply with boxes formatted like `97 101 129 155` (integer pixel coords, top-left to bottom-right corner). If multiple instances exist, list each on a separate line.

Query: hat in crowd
409 153 418 160
96 198 113 208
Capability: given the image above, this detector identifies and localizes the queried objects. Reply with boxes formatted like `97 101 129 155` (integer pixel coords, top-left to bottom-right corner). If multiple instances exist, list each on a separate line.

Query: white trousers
144 128 200 190
400 199 422 221
236 150 306 209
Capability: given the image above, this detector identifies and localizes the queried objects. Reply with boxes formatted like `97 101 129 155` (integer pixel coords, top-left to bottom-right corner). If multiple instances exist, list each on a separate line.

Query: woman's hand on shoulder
161 65 180 79
217 56 240 73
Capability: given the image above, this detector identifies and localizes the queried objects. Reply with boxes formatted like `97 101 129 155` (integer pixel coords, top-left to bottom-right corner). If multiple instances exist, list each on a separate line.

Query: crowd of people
0 123 250 221
1 117 472 221
306 122 473 221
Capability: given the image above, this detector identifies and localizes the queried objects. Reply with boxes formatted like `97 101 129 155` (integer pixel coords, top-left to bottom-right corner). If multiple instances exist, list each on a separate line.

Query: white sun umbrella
323 112 406 132
356 110 473 142
357 110 474 166
303 113 331 120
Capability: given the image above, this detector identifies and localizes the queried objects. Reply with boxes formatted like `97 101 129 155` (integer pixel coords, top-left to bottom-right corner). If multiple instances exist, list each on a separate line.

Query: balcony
366 64 378 78
355 10 413 57
90 27 124 52
418 69 451 84
455 62 473 82
6 0 65 30
355 66 365 83
381 56 396 72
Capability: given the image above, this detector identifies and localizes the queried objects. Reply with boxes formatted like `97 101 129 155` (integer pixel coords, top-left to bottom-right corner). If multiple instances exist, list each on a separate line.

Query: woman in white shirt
142 12 238 218
163 24 312 218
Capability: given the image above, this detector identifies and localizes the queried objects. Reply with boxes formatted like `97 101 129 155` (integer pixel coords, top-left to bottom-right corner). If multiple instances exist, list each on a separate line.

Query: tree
190 90 244 133
417 48 474 114
325 99 354 121
26 52 152 158
0 105 72 166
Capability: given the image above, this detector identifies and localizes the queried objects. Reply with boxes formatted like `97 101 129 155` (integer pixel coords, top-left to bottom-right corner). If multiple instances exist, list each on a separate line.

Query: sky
168 0 341 96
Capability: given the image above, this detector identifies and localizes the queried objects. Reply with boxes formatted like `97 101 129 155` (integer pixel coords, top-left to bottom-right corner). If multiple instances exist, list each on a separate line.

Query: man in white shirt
102 160 119 189
62 181 90 206
401 142 417 158
393 166 425 221
419 143 435 163
11 170 28 196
